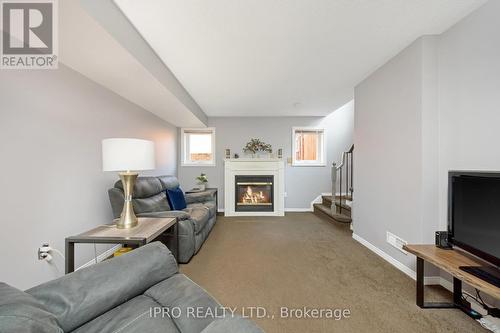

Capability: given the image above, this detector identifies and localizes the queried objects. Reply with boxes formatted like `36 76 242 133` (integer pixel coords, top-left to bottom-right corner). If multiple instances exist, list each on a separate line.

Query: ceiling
59 0 206 127
114 0 485 117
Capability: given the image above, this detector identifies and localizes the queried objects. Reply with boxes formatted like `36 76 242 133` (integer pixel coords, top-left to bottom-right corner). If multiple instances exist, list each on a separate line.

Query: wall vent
386 231 408 254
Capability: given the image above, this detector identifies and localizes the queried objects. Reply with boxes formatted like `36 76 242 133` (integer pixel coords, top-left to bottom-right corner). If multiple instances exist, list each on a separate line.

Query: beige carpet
180 213 486 333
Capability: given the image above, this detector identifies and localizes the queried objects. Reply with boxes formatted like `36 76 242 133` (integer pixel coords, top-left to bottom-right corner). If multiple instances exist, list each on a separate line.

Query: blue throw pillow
166 187 187 210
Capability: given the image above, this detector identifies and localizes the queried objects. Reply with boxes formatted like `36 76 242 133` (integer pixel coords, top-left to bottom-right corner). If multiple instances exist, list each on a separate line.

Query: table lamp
102 138 155 229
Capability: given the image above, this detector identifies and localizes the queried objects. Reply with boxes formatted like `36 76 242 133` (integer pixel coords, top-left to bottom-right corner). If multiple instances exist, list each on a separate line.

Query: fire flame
242 186 267 203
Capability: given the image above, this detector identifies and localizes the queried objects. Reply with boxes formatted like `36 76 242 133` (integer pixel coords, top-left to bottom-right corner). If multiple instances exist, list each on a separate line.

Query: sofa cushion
184 206 210 233
72 295 179 333
133 192 171 214
27 242 177 332
145 274 221 333
187 201 216 218
0 283 63 333
115 177 164 198
158 176 180 190
185 191 215 204
166 187 187 210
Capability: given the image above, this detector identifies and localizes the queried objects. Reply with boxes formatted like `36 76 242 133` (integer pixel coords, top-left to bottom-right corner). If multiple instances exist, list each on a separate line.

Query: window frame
181 127 216 167
291 127 326 167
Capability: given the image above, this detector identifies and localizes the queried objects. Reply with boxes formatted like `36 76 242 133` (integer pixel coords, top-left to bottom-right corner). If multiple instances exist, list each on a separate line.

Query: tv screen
449 172 500 267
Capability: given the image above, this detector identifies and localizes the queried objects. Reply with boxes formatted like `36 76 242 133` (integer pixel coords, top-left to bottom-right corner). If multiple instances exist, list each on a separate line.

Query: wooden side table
65 217 178 274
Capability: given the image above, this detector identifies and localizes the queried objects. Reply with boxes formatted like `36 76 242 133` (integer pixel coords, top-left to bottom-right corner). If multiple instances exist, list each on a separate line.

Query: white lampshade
102 138 155 172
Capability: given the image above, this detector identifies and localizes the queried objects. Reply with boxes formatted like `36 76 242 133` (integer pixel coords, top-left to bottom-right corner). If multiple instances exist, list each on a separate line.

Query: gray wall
437 1 500 304
353 0 499 278
177 101 354 210
0 64 177 290
437 0 500 229
353 37 437 272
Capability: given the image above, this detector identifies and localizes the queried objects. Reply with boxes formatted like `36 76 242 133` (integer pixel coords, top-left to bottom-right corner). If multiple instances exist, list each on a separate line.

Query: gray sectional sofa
108 175 216 263
0 242 263 332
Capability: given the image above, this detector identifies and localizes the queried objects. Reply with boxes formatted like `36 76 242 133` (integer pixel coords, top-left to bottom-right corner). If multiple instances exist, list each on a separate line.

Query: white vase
198 184 206 191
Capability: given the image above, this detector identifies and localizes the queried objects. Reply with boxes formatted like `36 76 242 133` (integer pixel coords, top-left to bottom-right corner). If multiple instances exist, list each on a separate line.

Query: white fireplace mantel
224 158 285 216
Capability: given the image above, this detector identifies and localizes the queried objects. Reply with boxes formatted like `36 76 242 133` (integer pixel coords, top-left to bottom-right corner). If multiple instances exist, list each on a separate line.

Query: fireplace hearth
235 175 274 212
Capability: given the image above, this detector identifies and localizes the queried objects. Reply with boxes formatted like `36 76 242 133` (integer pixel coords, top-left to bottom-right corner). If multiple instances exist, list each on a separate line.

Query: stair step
313 203 352 224
335 194 352 201
321 196 352 211
322 195 333 206
335 205 351 217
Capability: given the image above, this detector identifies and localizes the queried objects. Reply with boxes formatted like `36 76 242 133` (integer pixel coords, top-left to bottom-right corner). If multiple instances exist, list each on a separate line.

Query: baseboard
352 233 416 280
310 192 332 211
76 244 122 271
310 195 322 211
285 208 313 212
219 193 330 213
352 233 444 287
218 208 313 213
437 276 453 292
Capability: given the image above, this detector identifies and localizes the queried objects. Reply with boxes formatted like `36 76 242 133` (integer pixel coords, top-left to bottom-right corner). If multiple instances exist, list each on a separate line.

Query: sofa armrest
0 283 64 333
108 188 125 219
137 210 191 220
27 242 177 332
185 191 215 204
201 316 264 333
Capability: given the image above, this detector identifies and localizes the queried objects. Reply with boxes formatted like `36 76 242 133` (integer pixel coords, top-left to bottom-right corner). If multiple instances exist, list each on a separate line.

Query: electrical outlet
386 232 408 254
38 243 50 260
284 192 288 197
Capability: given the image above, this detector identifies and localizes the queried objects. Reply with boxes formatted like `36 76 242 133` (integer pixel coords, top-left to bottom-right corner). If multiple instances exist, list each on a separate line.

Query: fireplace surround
224 158 285 216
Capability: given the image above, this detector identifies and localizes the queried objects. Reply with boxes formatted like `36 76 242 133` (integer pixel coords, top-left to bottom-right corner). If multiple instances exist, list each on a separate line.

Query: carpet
180 213 486 332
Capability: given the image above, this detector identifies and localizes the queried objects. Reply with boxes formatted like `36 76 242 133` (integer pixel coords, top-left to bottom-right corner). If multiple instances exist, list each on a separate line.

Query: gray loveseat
0 242 263 332
108 176 216 263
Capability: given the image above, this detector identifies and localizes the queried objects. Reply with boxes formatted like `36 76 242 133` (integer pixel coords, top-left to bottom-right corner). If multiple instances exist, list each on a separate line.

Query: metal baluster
346 154 349 202
339 161 343 215
331 162 337 212
350 151 353 199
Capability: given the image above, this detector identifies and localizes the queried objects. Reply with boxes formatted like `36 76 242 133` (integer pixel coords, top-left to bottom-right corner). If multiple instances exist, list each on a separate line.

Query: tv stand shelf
404 244 500 309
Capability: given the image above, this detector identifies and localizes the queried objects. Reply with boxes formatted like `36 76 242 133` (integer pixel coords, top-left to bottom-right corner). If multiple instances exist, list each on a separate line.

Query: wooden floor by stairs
313 195 352 223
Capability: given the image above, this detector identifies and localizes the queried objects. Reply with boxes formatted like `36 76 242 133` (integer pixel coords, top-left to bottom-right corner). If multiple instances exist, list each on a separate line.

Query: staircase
313 145 353 224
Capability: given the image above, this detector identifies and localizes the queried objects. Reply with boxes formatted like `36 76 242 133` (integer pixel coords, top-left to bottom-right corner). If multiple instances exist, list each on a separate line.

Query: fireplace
224 159 284 216
235 175 274 212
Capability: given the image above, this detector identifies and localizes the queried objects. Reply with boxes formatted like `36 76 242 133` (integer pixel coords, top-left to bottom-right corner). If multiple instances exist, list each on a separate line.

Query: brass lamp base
117 172 139 229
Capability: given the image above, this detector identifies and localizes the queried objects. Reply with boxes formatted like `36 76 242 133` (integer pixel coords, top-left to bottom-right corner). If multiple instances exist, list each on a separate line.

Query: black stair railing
331 145 354 215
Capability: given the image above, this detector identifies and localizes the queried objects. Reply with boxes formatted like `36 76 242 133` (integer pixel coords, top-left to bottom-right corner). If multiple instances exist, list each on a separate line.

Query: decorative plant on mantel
195 173 208 191
243 138 272 156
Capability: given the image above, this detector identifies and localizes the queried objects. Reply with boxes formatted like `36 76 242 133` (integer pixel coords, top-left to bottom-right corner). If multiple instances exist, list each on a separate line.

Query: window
181 128 216 166
292 127 326 166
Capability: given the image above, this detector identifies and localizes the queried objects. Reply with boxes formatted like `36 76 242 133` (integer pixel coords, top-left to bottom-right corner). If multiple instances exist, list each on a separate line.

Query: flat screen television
448 171 500 268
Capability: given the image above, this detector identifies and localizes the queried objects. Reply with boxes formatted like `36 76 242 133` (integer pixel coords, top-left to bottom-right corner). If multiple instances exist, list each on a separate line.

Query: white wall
177 101 354 210
0 64 177 290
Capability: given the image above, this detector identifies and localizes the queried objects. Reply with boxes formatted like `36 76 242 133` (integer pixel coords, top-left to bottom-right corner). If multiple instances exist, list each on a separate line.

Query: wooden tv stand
404 244 500 309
